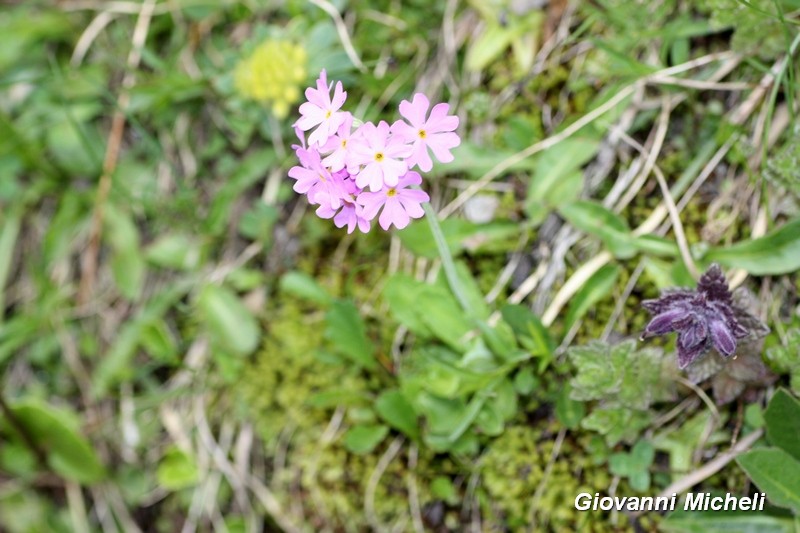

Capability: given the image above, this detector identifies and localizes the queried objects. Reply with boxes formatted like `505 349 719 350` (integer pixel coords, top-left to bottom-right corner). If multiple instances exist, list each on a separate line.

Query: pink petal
357 191 385 220
397 170 423 188
380 199 410 230
331 81 347 109
427 132 460 163
398 196 424 219
399 93 429 128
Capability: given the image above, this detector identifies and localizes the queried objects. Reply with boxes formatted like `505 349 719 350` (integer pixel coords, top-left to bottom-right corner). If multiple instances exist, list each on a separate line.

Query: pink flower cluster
289 70 460 233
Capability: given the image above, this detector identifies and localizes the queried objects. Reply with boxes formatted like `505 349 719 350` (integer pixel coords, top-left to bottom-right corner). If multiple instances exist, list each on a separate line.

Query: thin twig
365 437 405 531
308 0 366 72
78 0 156 303
637 428 763 516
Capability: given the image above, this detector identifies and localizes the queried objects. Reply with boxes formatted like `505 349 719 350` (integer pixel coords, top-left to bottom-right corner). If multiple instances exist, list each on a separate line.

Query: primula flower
321 112 356 172
288 70 463 233
348 121 413 192
393 93 460 172
288 147 345 210
641 264 749 369
316 175 371 234
358 171 429 230
295 69 347 147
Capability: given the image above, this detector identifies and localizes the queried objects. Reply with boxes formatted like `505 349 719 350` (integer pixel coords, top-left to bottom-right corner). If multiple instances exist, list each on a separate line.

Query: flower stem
422 202 475 316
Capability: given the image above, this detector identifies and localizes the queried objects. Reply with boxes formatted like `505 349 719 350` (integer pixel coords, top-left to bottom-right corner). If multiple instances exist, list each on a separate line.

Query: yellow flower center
386 188 397 197
325 110 332 119
341 139 347 148
418 129 427 139
374 152 384 162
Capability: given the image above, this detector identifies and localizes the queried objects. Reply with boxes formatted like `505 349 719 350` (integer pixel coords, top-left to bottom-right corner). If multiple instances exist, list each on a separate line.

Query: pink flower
393 93 460 172
357 171 429 230
314 174 371 234
288 147 346 209
321 112 356 172
348 121 413 192
295 70 348 148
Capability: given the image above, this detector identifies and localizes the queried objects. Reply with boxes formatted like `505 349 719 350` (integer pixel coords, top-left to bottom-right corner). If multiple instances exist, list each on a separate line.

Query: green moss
238 300 371 445
480 425 632 532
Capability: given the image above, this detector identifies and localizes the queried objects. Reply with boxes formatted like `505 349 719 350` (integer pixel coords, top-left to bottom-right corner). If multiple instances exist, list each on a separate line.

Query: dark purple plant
640 264 749 369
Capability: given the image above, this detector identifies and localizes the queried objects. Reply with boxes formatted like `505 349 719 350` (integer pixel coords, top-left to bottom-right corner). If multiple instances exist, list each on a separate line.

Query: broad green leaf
465 23 516 72
111 247 146 301
420 289 473 352
197 284 260 356
661 511 795 533
375 390 419 440
559 201 636 258
764 389 800 461
431 477 459 505
705 218 800 275
157 447 199 491
343 425 389 455
279 271 332 306
6 400 105 484
383 274 433 337
555 384 585 430
105 204 145 300
92 281 191 396
436 141 538 178
397 218 519 258
564 264 620 333
146 234 200 271
526 138 600 223
475 402 504 436
205 149 275 236
324 300 375 369
513 367 538 395
737 448 800 513
500 304 556 359
436 262 490 320
631 235 679 257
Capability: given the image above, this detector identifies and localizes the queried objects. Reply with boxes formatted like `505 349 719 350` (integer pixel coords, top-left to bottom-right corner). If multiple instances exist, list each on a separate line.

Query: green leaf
145 234 200 270
397 218 518 258
6 400 105 484
375 390 419 440
279 271 332 306
465 23 516 72
325 300 375 369
105 204 145 300
343 425 389 455
661 511 795 533
197 284 260 356
737 448 800 513
631 234 679 257
419 289 474 352
526 138 600 223
513 367 538 395
92 281 191 396
475 402 504 436
205 149 276 236
559 201 637 258
555 384 585 430
157 447 199 491
764 389 800 461
564 264 620 333
436 141 538 178
705 218 800 275
500 304 556 359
